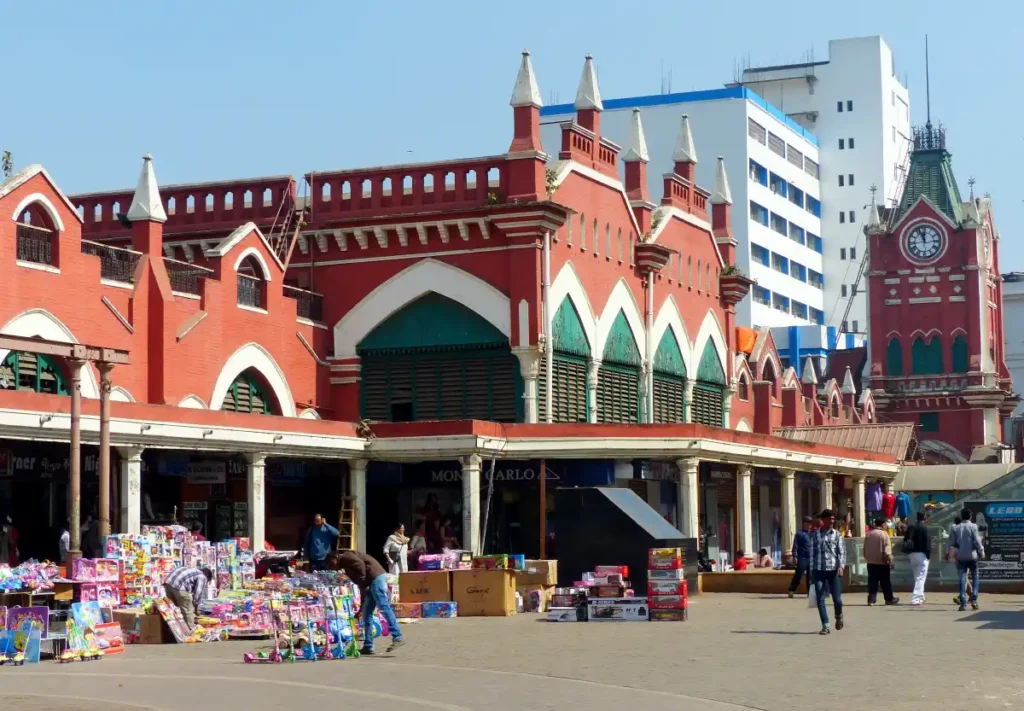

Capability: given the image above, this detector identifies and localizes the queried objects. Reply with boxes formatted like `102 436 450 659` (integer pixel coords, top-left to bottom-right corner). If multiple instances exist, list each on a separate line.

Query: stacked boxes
583 564 647 622
514 560 557 613
452 569 516 616
397 571 458 620
647 548 688 621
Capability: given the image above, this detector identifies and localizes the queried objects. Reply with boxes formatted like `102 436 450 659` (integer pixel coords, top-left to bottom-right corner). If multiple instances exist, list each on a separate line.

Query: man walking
904 511 931 606
863 518 899 606
809 508 846 635
164 565 213 630
304 513 340 571
947 508 984 611
334 550 406 655
788 516 814 598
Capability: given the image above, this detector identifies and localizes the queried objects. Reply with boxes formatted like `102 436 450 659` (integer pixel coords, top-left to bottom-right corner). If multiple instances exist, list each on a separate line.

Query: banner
961 501 1024 580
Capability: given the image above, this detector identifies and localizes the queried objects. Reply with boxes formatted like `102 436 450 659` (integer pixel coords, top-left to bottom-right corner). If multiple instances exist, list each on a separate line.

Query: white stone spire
510 49 542 108
574 54 603 111
801 357 818 385
672 114 697 164
841 366 856 395
711 156 733 205
127 153 167 223
622 108 650 162
866 203 881 228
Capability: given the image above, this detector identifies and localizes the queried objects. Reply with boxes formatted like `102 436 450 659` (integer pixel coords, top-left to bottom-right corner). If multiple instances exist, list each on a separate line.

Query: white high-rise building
541 88 825 330
734 35 912 339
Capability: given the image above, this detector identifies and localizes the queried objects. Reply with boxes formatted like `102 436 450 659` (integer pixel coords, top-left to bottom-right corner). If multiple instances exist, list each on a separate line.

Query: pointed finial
801 357 818 385
126 153 167 223
711 156 733 205
574 54 603 111
510 49 543 108
622 108 650 162
866 203 881 228
672 114 697 164
841 366 856 395
968 176 976 199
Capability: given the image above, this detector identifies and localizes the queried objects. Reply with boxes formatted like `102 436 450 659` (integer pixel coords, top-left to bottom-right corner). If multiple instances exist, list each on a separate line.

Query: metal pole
543 230 553 423
98 362 114 539
539 459 547 559
68 358 86 570
645 271 654 422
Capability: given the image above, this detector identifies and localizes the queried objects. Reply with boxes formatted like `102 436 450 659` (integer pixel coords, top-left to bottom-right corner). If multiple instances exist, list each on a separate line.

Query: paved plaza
0 594 1021 710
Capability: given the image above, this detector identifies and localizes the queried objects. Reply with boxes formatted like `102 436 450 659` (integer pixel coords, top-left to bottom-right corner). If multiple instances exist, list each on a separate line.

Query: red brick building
0 53 903 564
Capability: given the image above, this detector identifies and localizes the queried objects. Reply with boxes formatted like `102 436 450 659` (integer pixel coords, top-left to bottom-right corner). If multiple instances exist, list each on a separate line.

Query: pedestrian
894 516 909 537
949 517 973 604
334 549 406 654
164 565 213 630
58 519 71 563
383 523 410 575
904 511 931 605
754 548 774 569
0 514 19 567
809 508 846 635
190 521 207 542
788 516 814 598
947 507 984 611
304 513 339 571
863 517 899 606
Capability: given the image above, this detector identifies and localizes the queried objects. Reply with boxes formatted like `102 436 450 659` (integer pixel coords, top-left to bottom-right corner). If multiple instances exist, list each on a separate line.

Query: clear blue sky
4 2 1020 266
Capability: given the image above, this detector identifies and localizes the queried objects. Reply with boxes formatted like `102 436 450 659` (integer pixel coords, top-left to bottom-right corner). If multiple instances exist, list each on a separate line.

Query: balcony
81 240 141 284
16 224 55 266
237 273 263 309
164 258 212 296
284 285 323 322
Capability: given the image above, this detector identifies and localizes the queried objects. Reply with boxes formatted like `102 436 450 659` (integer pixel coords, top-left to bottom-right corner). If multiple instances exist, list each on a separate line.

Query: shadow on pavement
730 630 819 635
954 610 1024 630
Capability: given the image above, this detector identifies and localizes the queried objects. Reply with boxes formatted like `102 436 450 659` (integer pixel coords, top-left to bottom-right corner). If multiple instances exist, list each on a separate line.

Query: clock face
905 224 943 261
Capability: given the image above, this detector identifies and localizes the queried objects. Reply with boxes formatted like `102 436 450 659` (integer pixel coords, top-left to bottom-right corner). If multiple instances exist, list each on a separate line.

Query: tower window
849 210 856 222
850 247 857 260
848 174 855 186
840 212 846 224
838 175 845 187
847 100 853 111
839 139 845 150
840 248 847 260
849 137 855 149
837 101 843 113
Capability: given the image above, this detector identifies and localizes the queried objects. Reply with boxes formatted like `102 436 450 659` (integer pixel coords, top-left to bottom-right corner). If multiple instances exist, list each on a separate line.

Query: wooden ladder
335 496 357 551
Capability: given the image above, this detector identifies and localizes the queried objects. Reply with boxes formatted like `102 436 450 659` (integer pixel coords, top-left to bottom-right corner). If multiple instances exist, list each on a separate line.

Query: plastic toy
58 649 76 663
10 652 25 666
0 653 8 665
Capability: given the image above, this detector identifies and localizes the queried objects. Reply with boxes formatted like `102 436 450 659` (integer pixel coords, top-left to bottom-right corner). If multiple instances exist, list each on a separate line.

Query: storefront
700 463 737 565
626 460 679 527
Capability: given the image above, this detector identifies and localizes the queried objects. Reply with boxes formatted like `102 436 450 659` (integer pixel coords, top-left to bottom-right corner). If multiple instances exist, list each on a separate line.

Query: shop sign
961 501 1024 580
186 461 226 485
9 453 97 479
429 466 560 484
637 461 679 482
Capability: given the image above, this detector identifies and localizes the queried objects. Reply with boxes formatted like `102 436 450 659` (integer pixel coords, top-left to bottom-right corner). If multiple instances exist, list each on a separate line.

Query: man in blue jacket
788 516 814 598
304 513 339 571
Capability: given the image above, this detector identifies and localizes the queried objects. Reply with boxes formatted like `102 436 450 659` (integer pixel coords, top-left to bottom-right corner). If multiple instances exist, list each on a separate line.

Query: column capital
460 453 483 470
816 472 834 481
511 346 543 378
675 457 699 474
245 452 268 467
853 474 867 483
737 463 753 477
98 361 116 376
116 446 144 462
778 467 796 479
586 358 601 385
348 458 369 474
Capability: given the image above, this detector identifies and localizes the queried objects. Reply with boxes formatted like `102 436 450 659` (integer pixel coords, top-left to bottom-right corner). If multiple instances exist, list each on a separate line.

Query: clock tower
866 122 1017 463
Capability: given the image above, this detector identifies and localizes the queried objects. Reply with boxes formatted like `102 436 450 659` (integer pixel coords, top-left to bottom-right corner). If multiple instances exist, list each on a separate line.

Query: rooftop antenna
925 35 931 126
869 183 878 206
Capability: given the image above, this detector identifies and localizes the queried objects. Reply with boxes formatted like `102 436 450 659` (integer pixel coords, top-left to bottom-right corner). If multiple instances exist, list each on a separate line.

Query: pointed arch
735 417 752 432
692 310 728 383
549 261 597 353
650 296 693 377
11 192 66 232
595 279 646 361
886 338 904 376
232 246 273 281
0 308 99 398
951 333 968 373
651 325 687 423
210 343 296 417
333 258 511 360
178 394 209 409
299 408 321 420
109 386 134 403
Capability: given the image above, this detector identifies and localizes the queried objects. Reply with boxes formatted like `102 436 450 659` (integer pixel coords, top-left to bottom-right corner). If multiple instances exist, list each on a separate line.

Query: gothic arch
549 262 597 353
210 343 296 417
735 417 752 432
692 311 728 382
232 247 273 281
178 394 208 409
11 192 66 232
109 386 134 402
333 258 510 360
299 408 321 420
595 279 646 361
650 296 694 377
0 308 99 398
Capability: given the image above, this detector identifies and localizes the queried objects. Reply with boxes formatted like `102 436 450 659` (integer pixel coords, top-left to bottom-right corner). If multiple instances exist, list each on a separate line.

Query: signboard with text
961 501 1024 580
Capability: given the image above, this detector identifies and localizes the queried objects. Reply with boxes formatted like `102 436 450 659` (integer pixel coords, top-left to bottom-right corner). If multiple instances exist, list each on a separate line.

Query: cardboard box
393 602 423 619
112 608 170 644
452 569 516 617
648 568 685 580
587 597 649 622
515 560 558 587
399 571 452 603
421 601 458 618
546 606 583 622
650 594 688 610
648 580 688 597
595 565 628 577
519 584 554 612
648 548 684 570
649 608 688 622
591 584 628 598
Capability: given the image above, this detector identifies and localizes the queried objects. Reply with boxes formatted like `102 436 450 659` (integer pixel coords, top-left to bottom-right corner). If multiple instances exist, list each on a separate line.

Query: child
734 550 748 570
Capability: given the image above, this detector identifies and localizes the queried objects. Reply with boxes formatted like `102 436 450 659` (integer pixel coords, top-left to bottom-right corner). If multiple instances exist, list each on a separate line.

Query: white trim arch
233 247 273 281
109 386 134 403
0 308 98 398
692 310 728 381
334 258 511 360
210 343 297 417
735 417 752 432
650 296 694 376
11 192 66 232
549 262 597 353
595 278 646 360
178 394 209 409
299 408 321 420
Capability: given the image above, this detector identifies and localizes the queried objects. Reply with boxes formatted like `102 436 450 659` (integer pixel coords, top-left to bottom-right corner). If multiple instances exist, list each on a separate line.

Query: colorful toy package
421 601 458 618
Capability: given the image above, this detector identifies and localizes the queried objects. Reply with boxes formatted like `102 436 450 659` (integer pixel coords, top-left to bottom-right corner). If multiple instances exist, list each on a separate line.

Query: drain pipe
543 229 553 423
645 270 654 422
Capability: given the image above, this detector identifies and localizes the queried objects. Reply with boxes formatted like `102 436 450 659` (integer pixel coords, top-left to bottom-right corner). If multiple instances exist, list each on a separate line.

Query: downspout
543 229 553 423
646 271 654 423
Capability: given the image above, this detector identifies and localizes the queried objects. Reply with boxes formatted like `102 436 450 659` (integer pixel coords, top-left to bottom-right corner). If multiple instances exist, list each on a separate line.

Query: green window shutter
653 373 685 423
951 335 968 373
653 327 687 378
696 340 726 385
597 364 640 424
692 383 724 427
911 337 943 375
551 297 591 357
886 339 904 376
538 354 588 423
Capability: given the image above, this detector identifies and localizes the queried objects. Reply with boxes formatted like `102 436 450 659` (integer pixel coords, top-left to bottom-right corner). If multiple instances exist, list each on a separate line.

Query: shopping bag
808 584 817 609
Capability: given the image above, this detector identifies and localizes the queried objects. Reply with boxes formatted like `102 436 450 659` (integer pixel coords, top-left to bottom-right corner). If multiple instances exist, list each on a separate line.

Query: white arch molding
692 310 728 378
0 308 99 398
178 394 208 409
299 408 321 420
11 192 66 232
548 261 597 353
333 258 511 360
109 386 134 403
210 343 297 417
233 247 273 281
649 295 694 376
735 418 752 432
595 278 647 360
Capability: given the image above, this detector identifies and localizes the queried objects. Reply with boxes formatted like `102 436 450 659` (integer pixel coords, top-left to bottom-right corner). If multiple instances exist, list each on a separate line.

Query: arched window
580 214 587 251
912 336 943 375
221 369 275 414
697 259 702 291
15 203 59 267
831 396 840 419
0 351 68 394
762 359 777 399
886 338 903 376
593 219 599 255
738 374 749 401
951 334 969 373
236 255 267 309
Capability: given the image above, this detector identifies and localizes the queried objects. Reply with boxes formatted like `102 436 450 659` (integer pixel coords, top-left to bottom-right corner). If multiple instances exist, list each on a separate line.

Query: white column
853 475 867 538
512 347 542 423
349 458 368 552
780 468 796 560
461 454 482 555
675 458 700 538
819 475 834 515
723 386 736 429
586 359 600 423
246 453 267 554
117 446 144 535
683 380 695 422
736 465 753 559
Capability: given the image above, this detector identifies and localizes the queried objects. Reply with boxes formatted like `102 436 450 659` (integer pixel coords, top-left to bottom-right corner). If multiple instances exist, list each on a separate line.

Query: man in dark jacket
905 511 932 605
304 514 339 571
335 550 405 654
788 516 814 598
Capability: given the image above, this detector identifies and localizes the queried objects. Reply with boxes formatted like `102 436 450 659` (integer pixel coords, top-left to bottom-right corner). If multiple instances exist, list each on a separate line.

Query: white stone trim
233 247 273 281
595 278 647 360
210 343 297 417
692 310 728 381
11 192 66 232
109 386 135 403
548 261 598 354
299 408 322 420
735 418 752 432
0 308 99 398
178 394 209 409
237 304 268 315
1 165 81 224
16 260 61 274
206 222 285 271
649 295 694 377
333 258 510 361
